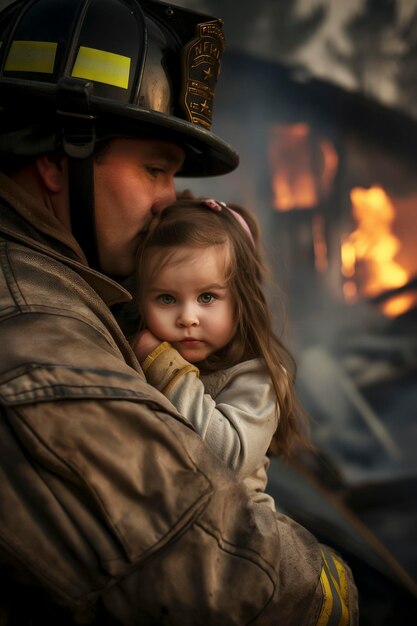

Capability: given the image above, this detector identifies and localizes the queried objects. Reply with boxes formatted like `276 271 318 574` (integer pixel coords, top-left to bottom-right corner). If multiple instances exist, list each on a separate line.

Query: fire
341 185 413 317
268 124 316 211
268 123 338 212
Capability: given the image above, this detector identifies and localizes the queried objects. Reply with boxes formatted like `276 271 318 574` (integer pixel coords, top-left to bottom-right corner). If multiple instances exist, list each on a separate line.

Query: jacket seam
1 306 123 357
195 518 277 625
0 241 27 309
195 518 278 580
0 382 147 403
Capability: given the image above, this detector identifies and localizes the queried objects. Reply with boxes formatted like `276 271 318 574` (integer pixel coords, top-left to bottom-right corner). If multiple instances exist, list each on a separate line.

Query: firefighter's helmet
0 0 238 177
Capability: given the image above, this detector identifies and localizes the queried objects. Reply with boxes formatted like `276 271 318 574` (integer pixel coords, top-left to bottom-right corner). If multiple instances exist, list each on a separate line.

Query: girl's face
141 244 236 363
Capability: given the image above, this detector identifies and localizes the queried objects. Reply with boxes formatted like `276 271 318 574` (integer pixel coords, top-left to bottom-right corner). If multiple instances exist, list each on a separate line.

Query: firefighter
0 0 358 623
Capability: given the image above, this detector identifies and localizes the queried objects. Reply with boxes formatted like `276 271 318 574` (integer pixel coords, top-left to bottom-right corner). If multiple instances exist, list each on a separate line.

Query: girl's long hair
136 198 310 458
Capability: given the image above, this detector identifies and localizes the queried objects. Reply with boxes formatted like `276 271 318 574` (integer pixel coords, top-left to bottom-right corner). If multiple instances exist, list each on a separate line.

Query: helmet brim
93 97 239 177
0 79 239 177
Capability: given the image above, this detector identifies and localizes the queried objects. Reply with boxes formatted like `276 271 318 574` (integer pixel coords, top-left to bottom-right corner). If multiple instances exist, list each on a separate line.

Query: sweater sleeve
142 343 278 479
141 341 200 394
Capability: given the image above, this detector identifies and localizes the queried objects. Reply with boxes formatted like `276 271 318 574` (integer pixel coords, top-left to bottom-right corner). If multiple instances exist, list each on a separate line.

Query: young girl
132 197 308 506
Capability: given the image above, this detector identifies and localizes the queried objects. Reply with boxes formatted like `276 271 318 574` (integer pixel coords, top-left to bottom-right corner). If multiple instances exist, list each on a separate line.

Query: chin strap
67 154 99 269
57 77 100 270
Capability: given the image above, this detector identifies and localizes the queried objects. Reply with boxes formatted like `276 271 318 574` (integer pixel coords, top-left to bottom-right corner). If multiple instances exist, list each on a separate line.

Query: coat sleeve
142 342 278 479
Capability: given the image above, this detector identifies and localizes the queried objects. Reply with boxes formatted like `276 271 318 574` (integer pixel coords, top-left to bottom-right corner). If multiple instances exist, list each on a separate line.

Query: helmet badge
181 19 225 131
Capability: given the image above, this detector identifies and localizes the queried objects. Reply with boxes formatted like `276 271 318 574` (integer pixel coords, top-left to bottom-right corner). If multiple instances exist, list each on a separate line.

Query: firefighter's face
93 137 184 277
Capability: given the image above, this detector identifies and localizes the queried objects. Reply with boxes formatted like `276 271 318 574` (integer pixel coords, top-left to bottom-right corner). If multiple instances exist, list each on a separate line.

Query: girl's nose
176 306 199 328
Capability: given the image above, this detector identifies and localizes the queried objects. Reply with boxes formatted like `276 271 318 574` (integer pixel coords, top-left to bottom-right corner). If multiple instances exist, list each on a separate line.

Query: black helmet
0 0 238 176
0 0 238 270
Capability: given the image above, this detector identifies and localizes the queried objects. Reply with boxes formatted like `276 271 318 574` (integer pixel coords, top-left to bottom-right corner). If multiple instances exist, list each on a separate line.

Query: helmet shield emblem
181 19 224 131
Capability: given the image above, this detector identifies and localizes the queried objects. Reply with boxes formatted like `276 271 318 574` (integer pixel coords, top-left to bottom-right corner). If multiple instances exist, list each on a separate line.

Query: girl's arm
133 332 278 479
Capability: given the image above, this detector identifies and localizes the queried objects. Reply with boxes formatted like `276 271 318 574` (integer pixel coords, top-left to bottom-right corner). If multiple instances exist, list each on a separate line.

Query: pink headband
202 198 255 249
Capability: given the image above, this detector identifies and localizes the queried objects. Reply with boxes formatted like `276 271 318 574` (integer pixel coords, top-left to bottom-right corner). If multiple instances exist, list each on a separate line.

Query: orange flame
268 124 338 212
341 185 413 317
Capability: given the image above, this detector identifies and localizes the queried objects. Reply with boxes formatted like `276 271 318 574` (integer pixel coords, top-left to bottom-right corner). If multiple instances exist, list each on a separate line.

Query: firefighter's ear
35 153 67 193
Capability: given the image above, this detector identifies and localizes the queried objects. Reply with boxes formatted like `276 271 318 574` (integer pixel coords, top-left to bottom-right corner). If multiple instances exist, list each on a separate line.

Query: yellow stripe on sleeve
333 555 350 626
316 547 351 626
5 40 57 73
72 46 130 89
316 566 334 626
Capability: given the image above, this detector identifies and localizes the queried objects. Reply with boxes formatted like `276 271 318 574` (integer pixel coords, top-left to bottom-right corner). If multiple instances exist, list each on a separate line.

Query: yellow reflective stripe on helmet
5 40 57 73
72 46 130 89
316 547 350 626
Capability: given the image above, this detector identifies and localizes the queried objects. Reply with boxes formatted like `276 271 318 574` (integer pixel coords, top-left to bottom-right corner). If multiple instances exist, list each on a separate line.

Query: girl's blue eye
198 293 215 304
158 294 175 304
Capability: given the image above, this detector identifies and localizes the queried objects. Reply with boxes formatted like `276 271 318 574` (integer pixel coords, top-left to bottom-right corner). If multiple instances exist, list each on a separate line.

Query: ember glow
268 123 338 212
341 185 414 317
268 123 317 211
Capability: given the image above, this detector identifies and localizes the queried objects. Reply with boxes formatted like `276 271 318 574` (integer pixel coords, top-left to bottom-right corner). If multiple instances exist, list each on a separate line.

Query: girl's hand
132 329 162 363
